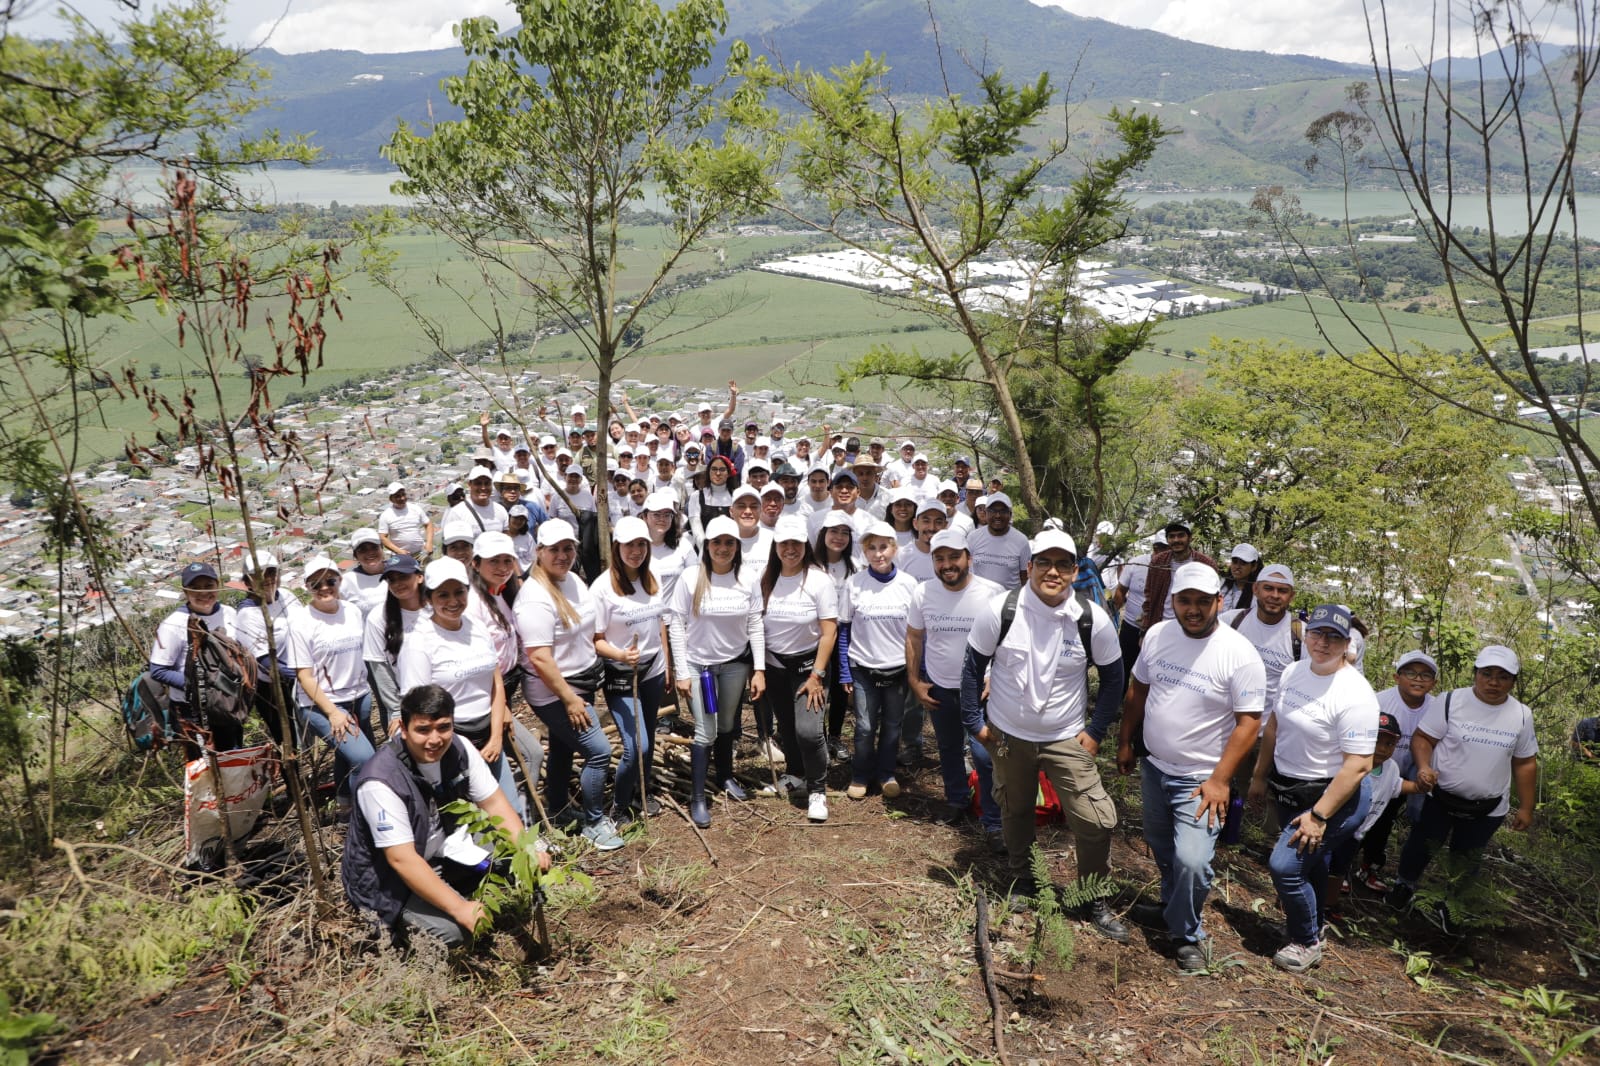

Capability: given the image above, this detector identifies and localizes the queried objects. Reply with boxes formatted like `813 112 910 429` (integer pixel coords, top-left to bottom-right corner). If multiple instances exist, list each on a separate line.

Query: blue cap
181 561 218 587
383 554 419 577
1306 603 1352 638
830 470 859 486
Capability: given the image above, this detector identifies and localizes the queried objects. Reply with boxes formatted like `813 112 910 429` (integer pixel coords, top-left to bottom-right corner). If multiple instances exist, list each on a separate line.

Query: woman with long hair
466 531 545 815
760 516 839 823
1221 543 1262 612
514 519 626 851
887 487 918 547
815 512 857 761
361 553 424 734
234 550 297 745
288 556 377 813
689 455 737 546
838 522 918 802
667 515 766 828
593 516 671 820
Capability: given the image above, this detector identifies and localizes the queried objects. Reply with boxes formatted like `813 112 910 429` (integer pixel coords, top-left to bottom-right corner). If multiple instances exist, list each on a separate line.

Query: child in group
1324 711 1423 922
507 504 536 574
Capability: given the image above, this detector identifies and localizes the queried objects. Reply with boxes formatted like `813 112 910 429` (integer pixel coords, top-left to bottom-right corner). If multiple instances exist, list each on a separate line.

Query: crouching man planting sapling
342 684 550 948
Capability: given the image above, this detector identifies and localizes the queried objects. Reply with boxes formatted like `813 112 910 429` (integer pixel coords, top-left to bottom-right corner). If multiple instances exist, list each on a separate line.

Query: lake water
118 167 1600 237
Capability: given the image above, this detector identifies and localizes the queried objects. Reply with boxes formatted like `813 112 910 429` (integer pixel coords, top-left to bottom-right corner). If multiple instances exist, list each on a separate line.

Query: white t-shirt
667 565 764 669
805 505 875 550
341 567 388 621
907 575 1004 689
397 616 501 726
1354 761 1406 840
966 525 1031 590
738 527 775 585
1117 553 1151 627
900 544 935 582
1270 661 1379 780
946 510 975 537
446 499 509 535
465 585 522 676
234 593 294 667
362 600 423 668
1221 607 1298 714
357 739 500 854
1132 619 1266 779
149 604 237 704
761 567 838 657
590 571 669 682
1375 686 1433 779
650 540 698 602
514 574 600 706
1421 687 1538 817
967 585 1121 742
840 568 919 670
288 601 369 706
377 503 430 555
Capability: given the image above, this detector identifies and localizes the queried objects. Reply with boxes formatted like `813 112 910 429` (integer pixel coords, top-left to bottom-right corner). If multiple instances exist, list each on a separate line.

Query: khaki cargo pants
988 725 1117 886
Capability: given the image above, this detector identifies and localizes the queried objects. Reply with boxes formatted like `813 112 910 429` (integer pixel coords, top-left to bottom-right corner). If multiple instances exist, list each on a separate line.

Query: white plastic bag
184 744 273 866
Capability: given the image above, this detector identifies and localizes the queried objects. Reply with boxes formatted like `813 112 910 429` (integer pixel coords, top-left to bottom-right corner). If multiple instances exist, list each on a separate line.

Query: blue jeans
1269 776 1371 946
532 698 612 827
850 668 907 786
1395 794 1506 888
1140 761 1223 944
607 672 663 812
687 659 750 744
928 683 999 830
297 695 377 797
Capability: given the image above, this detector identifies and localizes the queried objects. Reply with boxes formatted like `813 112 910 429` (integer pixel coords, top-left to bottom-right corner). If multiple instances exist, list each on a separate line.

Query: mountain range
238 0 1554 191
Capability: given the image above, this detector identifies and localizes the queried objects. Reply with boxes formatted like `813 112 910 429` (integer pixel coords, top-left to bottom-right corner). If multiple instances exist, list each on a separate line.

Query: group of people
147 394 1542 964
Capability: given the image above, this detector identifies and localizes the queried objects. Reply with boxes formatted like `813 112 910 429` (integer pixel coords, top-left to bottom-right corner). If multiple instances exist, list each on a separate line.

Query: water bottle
1221 788 1245 845
699 667 718 718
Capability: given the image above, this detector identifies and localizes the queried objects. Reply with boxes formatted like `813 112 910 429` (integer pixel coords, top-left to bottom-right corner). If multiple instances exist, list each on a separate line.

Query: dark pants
927 683 999 829
768 654 828 794
1396 794 1506 888
851 670 907 786
827 674 850 743
1359 794 1406 870
1117 619 1142 698
532 696 611 827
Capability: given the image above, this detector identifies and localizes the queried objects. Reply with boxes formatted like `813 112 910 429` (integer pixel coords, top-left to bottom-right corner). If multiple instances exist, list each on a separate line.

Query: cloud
1027 0 1441 65
243 0 518 54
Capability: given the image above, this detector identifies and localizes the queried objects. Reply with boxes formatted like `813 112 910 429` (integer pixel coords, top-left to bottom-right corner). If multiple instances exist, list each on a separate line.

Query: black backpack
121 670 175 751
186 615 258 729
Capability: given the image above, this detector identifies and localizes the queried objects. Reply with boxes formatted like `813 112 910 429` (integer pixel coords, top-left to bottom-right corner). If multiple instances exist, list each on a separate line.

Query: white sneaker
807 792 829 822
582 816 626 852
1272 940 1323 973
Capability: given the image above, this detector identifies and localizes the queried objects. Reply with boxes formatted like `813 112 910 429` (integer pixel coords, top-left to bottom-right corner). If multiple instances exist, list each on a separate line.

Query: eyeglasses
1397 668 1436 681
1305 629 1348 643
1031 555 1077 574
308 578 340 591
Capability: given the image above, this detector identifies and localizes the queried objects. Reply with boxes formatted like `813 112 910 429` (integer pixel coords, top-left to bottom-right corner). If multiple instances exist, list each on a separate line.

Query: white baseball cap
863 520 898 542
302 555 339 584
473 531 516 559
536 518 578 547
985 492 1013 510
387 481 405 495
441 522 476 546
350 527 381 549
930 529 968 553
1475 644 1521 675
1171 561 1222 596
424 557 470 590
1230 542 1261 563
704 515 740 541
644 489 678 512
774 515 809 542
1030 529 1077 558
731 485 761 503
1258 563 1295 586
612 515 650 544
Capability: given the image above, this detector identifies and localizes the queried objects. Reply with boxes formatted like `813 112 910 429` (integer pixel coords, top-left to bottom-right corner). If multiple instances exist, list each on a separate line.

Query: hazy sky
17 0 1553 66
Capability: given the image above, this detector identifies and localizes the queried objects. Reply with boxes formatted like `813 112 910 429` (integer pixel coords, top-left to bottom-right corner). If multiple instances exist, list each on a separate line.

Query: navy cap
830 470 859 487
1306 603 1352 638
181 561 218 587
383 554 419 578
1377 712 1402 736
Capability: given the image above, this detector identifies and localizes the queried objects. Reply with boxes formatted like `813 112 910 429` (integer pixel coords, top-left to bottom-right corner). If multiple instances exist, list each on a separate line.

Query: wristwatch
812 668 827 679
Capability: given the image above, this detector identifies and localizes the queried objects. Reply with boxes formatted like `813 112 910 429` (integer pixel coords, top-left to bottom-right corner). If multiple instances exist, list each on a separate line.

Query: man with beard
1119 562 1266 971
446 467 509 534
905 530 1005 851
965 492 1030 590
1138 521 1217 632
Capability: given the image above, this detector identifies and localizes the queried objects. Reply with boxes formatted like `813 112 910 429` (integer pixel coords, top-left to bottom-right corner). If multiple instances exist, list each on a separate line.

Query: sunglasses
308 577 340 591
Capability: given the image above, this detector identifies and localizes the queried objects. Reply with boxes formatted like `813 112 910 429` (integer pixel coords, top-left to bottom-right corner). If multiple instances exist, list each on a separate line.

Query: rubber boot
690 743 712 828
715 731 748 801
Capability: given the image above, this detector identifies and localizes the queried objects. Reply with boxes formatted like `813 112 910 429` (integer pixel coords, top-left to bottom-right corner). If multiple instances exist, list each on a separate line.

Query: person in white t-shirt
1220 563 1300 717
1353 649 1438 891
234 552 296 746
1390 644 1538 932
759 516 840 822
965 492 1030 590
516 520 626 852
898 497 946 583
1110 530 1164 691
1323 712 1423 921
148 561 241 758
342 683 547 949
1249 603 1378 973
667 515 767 828
592 516 672 822
838 522 919 802
377 483 433 560
446 467 510 535
362 554 425 732
935 481 975 537
906 529 1004 844
290 556 378 811
1120 562 1266 971
961 529 1129 941
341 527 389 621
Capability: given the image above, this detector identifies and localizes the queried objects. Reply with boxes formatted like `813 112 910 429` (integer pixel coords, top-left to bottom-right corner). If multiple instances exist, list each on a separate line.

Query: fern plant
1025 844 1075 971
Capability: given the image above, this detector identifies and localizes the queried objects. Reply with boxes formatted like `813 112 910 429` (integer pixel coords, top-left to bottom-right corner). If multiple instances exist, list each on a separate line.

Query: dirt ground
30 720 1600 1066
